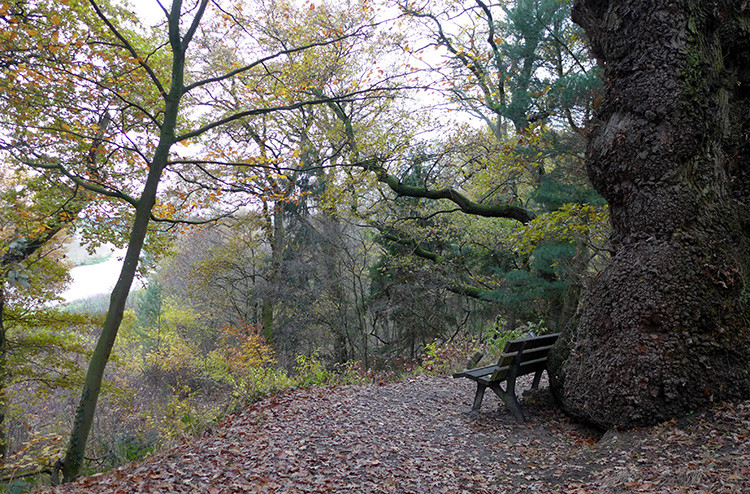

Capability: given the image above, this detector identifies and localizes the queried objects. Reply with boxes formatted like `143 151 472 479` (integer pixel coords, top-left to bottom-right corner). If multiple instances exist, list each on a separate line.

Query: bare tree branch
87 0 168 98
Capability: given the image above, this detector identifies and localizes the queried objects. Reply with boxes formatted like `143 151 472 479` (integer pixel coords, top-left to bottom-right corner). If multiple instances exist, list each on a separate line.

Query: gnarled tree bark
548 0 750 428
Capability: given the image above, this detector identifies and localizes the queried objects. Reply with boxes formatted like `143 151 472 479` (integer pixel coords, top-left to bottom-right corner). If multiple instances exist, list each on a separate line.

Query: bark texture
548 0 750 428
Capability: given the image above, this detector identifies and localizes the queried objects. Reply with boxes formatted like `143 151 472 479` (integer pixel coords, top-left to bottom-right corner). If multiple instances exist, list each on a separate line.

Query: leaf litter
43 375 749 493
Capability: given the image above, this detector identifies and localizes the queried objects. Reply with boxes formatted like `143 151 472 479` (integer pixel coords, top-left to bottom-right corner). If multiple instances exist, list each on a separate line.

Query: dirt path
46 376 749 493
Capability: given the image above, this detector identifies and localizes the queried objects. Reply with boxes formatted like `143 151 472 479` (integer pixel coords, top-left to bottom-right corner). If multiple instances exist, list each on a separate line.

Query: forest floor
43 375 749 493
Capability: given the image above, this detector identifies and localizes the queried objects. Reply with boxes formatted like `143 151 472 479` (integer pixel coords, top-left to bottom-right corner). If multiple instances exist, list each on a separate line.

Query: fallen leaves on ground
43 376 749 493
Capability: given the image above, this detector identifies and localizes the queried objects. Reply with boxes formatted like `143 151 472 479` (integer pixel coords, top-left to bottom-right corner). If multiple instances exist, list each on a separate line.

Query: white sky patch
120 0 166 26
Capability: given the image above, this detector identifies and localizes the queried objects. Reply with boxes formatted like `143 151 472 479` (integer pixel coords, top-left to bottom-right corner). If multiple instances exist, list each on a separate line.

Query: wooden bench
452 333 560 422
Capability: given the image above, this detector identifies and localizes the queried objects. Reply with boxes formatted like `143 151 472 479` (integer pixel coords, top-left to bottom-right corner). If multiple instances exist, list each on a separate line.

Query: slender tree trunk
0 284 7 459
61 156 165 482
548 0 750 428
60 0 192 478
261 300 273 343
261 202 285 343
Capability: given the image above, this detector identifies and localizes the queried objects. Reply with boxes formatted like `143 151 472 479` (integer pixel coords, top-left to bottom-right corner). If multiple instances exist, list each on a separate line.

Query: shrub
293 352 333 387
419 336 480 375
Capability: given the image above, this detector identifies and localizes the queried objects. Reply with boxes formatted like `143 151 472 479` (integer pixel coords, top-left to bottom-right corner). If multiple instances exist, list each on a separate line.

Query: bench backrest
490 333 560 382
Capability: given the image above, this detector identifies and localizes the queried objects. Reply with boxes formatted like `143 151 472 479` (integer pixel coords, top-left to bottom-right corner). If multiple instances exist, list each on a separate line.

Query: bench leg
471 384 487 412
501 392 526 423
504 367 525 423
487 383 525 423
531 370 543 390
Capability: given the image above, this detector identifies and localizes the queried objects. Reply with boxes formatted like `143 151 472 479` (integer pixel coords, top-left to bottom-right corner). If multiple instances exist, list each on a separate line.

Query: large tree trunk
548 0 750 429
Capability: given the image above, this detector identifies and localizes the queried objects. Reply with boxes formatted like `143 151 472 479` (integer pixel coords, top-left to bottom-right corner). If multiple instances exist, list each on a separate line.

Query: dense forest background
4 0 746 487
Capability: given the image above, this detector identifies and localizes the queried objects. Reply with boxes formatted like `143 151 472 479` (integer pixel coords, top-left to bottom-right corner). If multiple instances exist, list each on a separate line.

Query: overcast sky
124 0 165 25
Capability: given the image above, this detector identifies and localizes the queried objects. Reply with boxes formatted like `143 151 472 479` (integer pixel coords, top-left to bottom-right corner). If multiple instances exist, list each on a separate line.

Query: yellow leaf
51 14 61 26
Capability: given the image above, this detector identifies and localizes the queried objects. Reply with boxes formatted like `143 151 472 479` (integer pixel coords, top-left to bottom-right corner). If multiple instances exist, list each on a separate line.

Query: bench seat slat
453 364 511 380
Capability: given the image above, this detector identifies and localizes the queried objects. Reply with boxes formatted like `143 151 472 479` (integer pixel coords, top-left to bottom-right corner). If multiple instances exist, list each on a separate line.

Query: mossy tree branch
365 159 535 224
